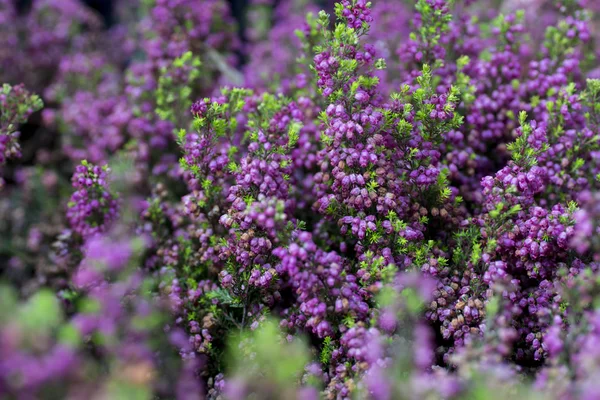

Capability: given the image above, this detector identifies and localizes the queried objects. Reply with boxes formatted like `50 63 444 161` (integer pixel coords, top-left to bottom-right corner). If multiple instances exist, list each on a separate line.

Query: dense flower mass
1 0 600 398
66 161 118 239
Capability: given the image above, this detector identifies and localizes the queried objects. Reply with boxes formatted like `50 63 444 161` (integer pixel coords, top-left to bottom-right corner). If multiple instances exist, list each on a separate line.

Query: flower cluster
66 161 118 239
0 83 43 182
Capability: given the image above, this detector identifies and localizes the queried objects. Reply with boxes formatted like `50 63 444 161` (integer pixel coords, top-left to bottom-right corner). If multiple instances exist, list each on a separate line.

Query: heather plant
0 235 199 399
0 0 104 92
2 0 600 399
242 0 323 91
0 84 43 170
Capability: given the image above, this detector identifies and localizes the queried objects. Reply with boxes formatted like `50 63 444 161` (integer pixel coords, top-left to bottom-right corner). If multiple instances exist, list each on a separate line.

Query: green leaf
19 290 63 332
